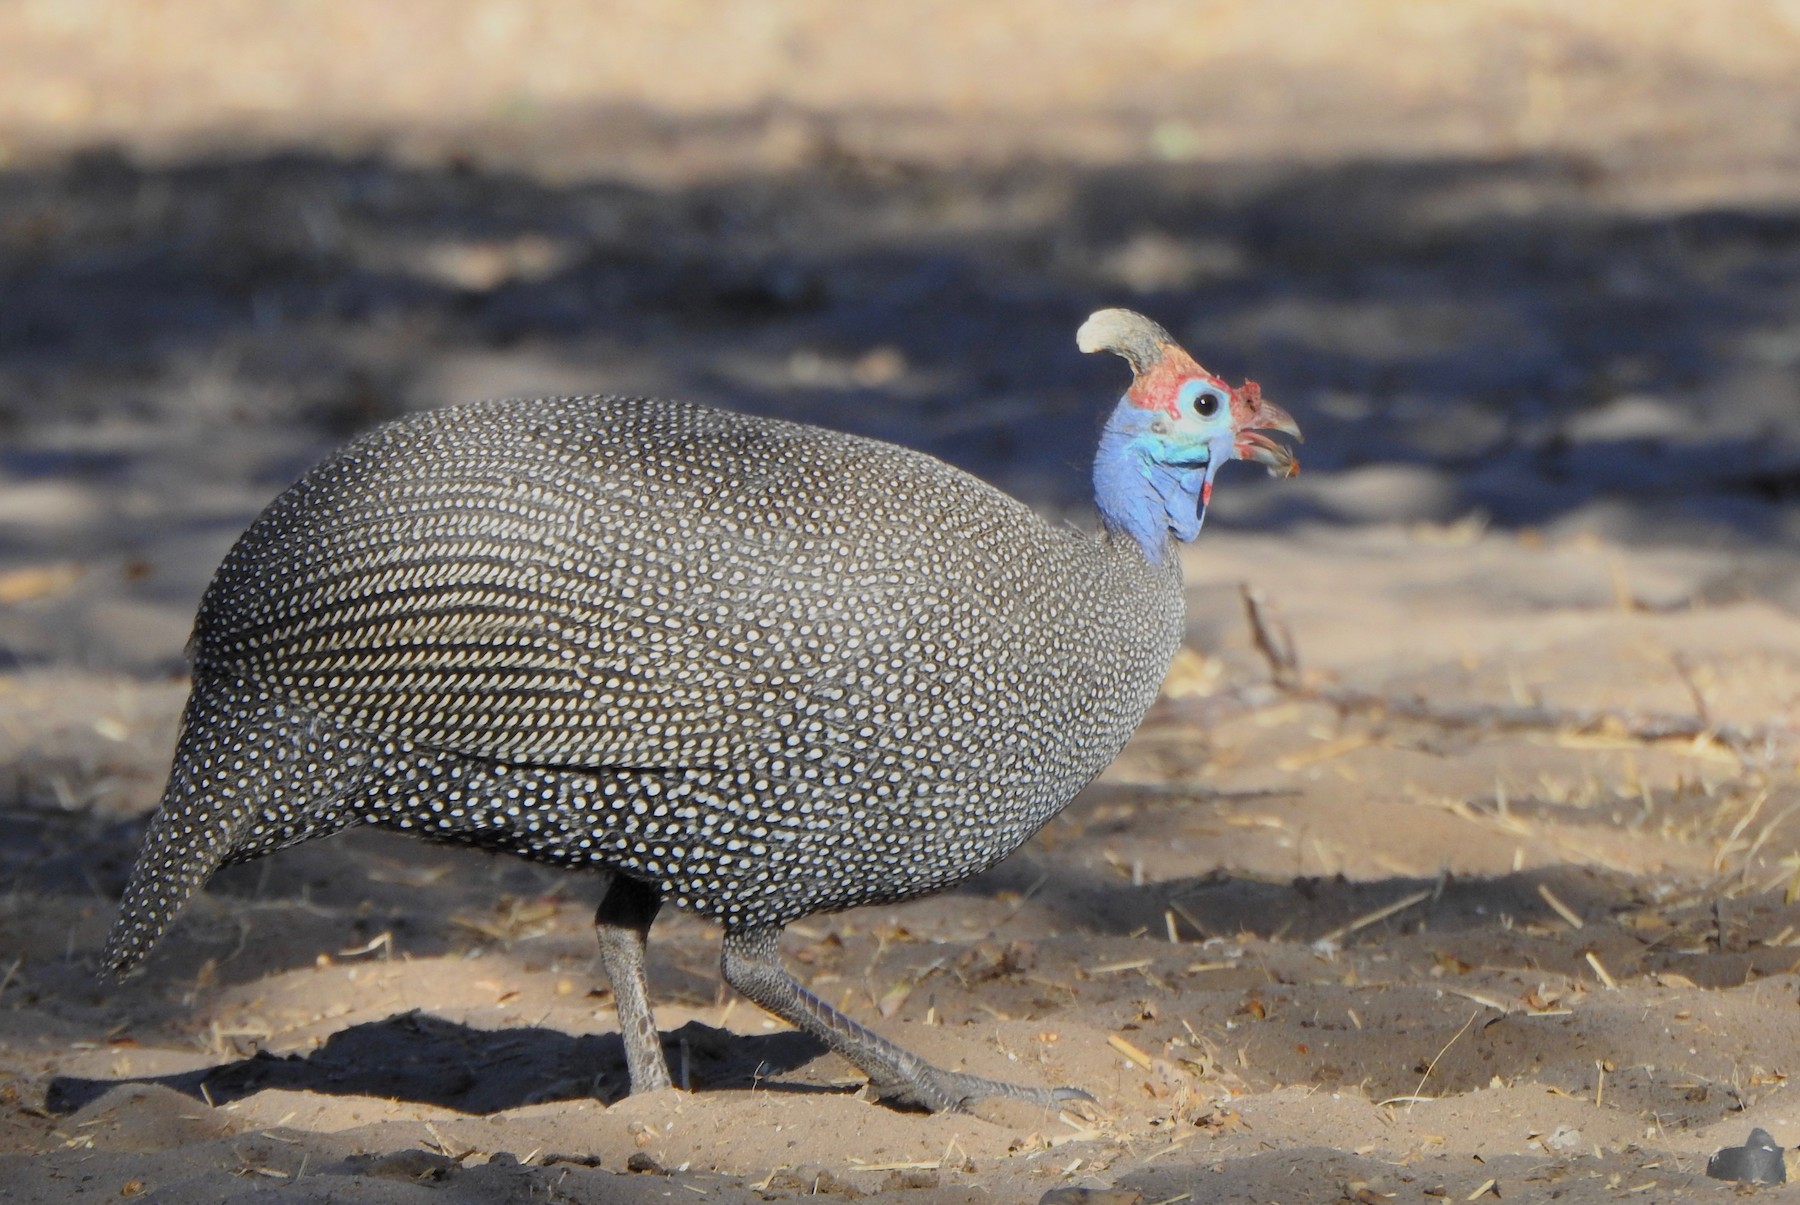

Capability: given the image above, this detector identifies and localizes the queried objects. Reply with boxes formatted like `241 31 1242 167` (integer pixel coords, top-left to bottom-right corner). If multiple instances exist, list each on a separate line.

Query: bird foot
868 1067 1097 1115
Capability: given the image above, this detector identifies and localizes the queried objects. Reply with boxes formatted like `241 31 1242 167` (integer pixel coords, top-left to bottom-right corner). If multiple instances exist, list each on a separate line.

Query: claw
872 1067 1096 1114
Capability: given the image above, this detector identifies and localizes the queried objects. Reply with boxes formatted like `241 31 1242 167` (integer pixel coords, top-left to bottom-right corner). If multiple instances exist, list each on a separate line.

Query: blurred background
5 10 1800 1195
2 1 1800 679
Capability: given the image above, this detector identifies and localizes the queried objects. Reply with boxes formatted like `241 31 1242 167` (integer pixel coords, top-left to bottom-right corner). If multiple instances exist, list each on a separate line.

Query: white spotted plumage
105 393 1184 975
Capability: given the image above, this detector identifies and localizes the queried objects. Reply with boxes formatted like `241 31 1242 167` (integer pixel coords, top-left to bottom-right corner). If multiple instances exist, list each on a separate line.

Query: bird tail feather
102 677 364 977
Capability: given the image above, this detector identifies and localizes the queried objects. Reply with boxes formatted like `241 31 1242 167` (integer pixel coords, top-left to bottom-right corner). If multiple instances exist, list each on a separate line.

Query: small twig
1236 588 1784 758
1240 584 1300 690
1537 884 1584 929
1092 957 1156 975
1671 654 1715 731
1314 888 1434 948
1108 1033 1156 1071
1313 686 1778 758
0 955 22 1001
336 931 393 960
1166 898 1212 941
1385 1008 1481 1110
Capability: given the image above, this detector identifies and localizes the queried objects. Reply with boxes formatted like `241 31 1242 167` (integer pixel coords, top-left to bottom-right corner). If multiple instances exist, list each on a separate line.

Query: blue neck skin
1092 397 1220 564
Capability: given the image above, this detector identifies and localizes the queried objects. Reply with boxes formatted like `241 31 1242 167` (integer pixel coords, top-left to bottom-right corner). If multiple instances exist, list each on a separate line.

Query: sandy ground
4 4 1800 1203
8 530 1800 1203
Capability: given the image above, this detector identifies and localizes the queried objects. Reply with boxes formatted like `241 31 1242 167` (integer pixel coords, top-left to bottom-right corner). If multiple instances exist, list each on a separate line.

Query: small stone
542 1152 604 1168
1543 1125 1582 1153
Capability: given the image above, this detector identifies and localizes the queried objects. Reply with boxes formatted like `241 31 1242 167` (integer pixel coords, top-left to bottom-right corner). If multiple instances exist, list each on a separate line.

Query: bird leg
721 925 1093 1113
594 873 671 1093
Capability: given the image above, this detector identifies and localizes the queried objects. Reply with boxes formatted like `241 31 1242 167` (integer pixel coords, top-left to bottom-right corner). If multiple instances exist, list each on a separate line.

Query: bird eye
1182 381 1224 418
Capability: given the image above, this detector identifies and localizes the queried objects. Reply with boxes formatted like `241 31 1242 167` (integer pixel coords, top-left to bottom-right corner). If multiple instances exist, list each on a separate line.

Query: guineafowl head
1082 308 1300 560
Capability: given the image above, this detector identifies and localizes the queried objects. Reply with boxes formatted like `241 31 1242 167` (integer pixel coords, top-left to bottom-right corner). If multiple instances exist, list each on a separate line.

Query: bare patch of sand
5 529 1800 1202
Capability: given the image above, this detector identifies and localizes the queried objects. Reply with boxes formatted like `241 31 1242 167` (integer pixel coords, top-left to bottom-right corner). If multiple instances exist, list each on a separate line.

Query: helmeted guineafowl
104 309 1300 1112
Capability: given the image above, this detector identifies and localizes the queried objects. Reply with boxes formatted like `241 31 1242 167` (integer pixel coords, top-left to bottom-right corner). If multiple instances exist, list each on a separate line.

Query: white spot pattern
105 395 1184 970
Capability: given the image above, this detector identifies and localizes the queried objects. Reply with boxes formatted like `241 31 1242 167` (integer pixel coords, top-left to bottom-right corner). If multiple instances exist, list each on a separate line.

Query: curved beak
1231 386 1302 478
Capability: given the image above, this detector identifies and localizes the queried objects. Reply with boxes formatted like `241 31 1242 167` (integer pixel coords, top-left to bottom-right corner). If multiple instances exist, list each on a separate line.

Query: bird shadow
43 1011 834 1116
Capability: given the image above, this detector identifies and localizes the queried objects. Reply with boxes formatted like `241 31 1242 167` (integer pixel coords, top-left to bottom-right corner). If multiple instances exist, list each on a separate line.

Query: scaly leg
594 873 671 1093
721 924 1093 1113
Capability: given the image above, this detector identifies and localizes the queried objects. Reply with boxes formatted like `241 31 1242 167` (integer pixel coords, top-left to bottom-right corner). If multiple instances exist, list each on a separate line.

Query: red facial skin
1124 343 1218 418
1124 342 1302 479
